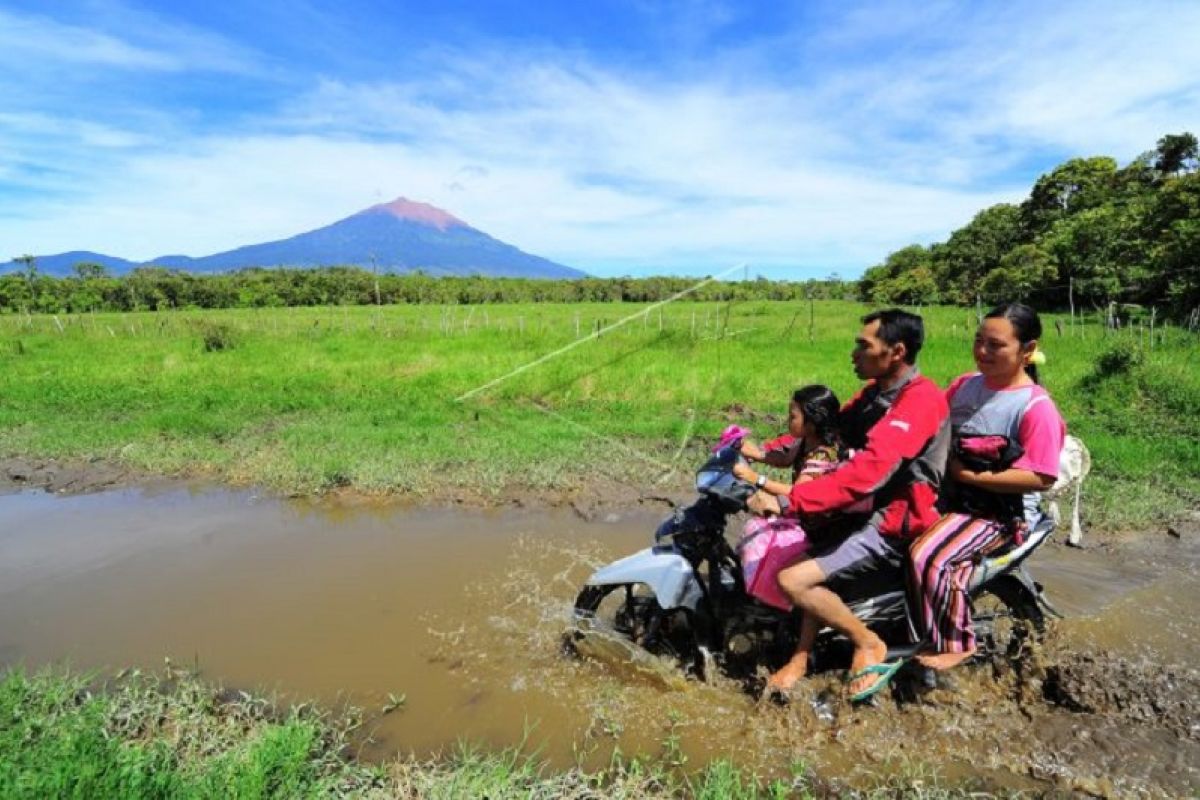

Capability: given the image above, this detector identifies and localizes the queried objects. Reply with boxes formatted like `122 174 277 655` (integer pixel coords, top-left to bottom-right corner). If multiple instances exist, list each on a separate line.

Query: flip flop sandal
846 658 905 703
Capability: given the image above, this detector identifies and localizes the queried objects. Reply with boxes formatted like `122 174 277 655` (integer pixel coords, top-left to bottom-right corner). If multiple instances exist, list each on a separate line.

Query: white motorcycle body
584 546 704 611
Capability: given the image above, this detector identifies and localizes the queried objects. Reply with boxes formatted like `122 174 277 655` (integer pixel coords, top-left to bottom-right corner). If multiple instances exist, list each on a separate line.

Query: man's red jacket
777 371 949 539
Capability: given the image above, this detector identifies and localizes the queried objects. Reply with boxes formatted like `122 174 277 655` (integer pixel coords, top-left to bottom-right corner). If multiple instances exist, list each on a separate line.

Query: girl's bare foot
915 648 976 671
765 653 809 695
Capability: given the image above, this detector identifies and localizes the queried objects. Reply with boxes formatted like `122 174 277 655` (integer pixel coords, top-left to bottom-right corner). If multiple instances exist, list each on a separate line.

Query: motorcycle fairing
967 516 1055 594
584 546 704 611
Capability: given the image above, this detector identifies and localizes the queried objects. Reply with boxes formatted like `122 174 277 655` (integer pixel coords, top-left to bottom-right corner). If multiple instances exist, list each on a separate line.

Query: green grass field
2 300 1197 530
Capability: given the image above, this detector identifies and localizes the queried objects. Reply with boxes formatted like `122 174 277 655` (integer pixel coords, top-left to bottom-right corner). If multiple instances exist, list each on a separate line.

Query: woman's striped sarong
905 512 1009 653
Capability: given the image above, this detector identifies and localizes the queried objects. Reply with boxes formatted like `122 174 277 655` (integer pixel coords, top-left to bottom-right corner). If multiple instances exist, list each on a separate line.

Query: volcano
5 198 586 278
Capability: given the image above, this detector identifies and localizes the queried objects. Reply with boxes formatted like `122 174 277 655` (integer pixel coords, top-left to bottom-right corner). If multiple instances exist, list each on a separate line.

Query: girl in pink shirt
906 303 1066 671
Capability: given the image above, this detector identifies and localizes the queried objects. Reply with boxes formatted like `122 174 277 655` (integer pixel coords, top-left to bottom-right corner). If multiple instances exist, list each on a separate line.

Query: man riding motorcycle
732 309 950 701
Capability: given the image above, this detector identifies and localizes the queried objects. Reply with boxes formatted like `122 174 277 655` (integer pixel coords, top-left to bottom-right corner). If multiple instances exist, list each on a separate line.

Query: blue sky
1 0 1198 279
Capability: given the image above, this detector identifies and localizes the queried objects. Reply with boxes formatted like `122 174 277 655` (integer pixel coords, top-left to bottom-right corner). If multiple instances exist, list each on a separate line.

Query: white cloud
0 126 1014 273
804 1 1200 165
0 9 173 69
0 7 260 74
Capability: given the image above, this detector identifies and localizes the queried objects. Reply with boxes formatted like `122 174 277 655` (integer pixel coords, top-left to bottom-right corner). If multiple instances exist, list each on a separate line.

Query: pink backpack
737 516 811 610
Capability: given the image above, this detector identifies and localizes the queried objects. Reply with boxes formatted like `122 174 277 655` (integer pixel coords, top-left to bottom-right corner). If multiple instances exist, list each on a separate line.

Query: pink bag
737 516 810 610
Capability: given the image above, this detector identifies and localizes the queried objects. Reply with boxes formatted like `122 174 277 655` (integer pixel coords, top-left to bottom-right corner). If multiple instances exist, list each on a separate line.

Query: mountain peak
359 197 466 231
7 196 586 279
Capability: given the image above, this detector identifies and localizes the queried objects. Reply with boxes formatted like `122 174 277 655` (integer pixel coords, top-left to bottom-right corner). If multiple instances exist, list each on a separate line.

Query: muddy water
2 487 1197 796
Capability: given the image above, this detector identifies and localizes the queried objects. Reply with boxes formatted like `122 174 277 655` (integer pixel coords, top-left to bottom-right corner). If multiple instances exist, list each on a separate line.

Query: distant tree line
0 263 854 314
861 132 1200 318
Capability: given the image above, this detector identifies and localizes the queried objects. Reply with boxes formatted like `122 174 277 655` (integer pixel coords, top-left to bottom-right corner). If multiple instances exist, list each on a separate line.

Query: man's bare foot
847 637 889 696
765 654 809 695
915 648 976 671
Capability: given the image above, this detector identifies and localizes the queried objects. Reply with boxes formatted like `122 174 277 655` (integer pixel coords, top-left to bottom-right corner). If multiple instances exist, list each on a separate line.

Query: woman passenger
906 302 1066 670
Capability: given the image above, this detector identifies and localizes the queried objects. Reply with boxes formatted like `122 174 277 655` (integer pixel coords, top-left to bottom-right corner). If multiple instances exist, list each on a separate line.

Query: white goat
1046 435 1091 545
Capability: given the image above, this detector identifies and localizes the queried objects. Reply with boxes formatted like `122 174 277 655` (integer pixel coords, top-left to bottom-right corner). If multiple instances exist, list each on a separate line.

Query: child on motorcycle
906 303 1066 671
729 385 875 696
739 386 842 482
736 384 874 524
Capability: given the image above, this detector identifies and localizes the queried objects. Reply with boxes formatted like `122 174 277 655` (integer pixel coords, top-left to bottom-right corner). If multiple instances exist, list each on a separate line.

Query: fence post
1068 277 1076 337
808 294 815 345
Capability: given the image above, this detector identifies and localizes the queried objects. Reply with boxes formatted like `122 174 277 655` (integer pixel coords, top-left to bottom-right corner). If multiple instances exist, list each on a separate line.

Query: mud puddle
1 487 1197 796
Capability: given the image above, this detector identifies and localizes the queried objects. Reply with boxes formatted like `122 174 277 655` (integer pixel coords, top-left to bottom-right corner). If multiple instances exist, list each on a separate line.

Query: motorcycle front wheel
569 583 699 674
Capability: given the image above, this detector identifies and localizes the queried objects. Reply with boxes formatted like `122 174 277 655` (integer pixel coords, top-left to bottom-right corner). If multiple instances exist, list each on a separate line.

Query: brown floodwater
1 486 1197 796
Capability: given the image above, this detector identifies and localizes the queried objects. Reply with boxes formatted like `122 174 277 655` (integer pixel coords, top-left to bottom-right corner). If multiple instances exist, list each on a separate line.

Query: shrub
1094 340 1143 377
197 321 237 353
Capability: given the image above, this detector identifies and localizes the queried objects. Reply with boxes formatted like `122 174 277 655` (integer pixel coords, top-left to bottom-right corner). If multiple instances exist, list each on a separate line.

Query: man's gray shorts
810 522 906 602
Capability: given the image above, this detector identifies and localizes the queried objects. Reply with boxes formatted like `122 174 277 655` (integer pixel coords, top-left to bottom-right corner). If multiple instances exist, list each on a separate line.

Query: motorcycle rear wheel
971 576 1045 664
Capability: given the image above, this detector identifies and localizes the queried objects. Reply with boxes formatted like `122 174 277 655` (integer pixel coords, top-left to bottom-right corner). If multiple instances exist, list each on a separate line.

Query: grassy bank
0 666 1026 799
1 301 1197 529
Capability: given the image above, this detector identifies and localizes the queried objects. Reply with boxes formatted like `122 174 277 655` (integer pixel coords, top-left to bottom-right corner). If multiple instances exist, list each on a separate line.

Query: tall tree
1154 132 1199 176
1045 201 1151 305
1146 171 1200 313
980 243 1058 302
932 204 1025 303
72 262 109 280
11 255 43 312
860 244 937 304
1020 157 1118 237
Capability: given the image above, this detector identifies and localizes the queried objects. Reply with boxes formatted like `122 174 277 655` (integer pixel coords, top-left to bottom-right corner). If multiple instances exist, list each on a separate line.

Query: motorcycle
567 445 1061 691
